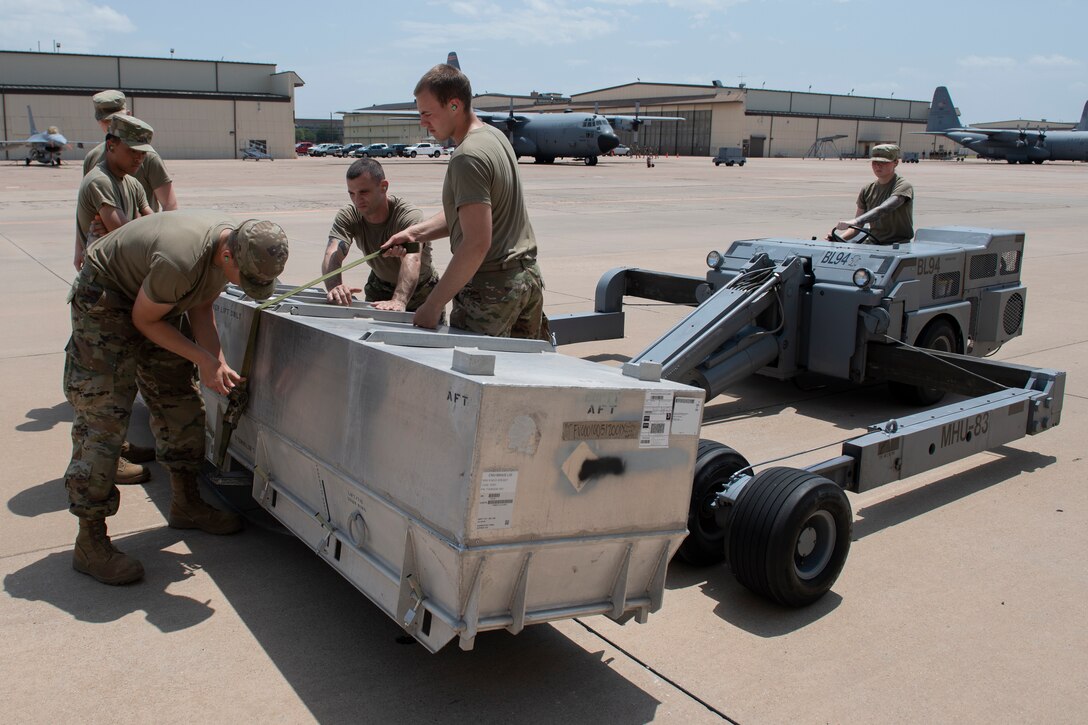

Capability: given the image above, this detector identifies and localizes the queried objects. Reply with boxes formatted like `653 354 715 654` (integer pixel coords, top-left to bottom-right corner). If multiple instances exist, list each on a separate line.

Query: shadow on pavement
665 560 843 637
16 402 72 432
852 447 1057 540
4 527 215 633
8 477 66 517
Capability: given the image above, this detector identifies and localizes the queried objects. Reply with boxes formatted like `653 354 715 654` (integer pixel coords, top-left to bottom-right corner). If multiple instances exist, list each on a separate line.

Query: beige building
343 81 939 159
1 50 302 161
572 82 936 158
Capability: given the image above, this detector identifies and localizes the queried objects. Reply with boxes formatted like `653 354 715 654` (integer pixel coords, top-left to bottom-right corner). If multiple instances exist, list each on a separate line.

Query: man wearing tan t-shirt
382 64 548 340
64 211 288 585
83 90 177 213
322 158 437 311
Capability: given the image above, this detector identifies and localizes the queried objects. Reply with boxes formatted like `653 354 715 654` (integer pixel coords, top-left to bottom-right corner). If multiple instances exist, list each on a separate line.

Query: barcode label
477 470 518 530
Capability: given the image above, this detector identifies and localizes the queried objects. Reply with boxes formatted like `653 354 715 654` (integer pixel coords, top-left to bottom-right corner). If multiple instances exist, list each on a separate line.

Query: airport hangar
0 50 302 161
344 81 950 159
1 48 953 160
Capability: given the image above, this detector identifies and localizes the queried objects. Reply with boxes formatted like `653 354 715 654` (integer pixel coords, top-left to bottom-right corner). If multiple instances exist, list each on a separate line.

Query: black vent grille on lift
970 254 998 279
1004 292 1025 335
933 271 961 299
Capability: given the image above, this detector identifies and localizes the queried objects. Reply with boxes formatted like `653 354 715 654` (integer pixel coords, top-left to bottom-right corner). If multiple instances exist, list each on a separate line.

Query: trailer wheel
675 441 750 566
889 318 960 406
728 467 851 607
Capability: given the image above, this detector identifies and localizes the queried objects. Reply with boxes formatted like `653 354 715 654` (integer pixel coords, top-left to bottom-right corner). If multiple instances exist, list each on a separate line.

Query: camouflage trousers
451 260 551 340
63 271 205 520
364 269 440 313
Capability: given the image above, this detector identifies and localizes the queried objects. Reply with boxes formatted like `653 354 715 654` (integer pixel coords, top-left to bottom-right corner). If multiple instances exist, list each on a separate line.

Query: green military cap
870 144 900 163
233 220 290 300
108 114 155 152
92 90 127 121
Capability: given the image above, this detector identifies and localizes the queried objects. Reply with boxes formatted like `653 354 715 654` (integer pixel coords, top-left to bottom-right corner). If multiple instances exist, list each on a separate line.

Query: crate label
639 391 674 448
670 397 703 436
562 421 639 440
476 470 518 530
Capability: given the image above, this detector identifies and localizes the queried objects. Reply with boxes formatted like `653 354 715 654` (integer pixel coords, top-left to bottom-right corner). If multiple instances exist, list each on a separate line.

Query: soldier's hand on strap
199 356 244 396
380 229 412 258
326 283 361 306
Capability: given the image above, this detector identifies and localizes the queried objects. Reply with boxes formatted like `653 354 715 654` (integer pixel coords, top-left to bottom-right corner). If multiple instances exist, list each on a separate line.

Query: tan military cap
108 114 154 152
92 90 127 121
870 144 900 163
232 220 290 300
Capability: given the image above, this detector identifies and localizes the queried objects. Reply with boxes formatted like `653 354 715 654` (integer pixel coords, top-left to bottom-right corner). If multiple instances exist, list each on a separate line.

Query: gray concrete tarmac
1 154 1084 724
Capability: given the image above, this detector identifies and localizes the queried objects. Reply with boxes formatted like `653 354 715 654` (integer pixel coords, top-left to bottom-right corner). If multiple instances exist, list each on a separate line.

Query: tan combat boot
115 456 151 485
72 518 144 585
168 472 243 535
120 440 155 463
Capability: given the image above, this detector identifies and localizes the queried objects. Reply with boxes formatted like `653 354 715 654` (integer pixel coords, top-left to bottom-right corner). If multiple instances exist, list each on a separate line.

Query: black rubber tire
410 151 417 158
889 318 960 406
728 467 851 607
675 441 750 566
585 156 597 166
432 151 440 158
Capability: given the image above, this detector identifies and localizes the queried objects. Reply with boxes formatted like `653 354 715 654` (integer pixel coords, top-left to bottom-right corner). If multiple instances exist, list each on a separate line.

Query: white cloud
957 55 1015 68
1027 54 1080 67
0 0 136 53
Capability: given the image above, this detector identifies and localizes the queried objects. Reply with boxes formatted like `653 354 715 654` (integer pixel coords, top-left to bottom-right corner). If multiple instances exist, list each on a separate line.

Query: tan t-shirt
328 195 430 285
856 174 914 244
85 210 232 317
442 124 537 270
77 161 149 242
83 142 172 212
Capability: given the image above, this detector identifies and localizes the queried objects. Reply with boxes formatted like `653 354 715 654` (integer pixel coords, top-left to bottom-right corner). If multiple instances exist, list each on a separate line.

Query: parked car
611 145 630 156
390 144 410 157
336 143 365 157
295 141 314 155
901 151 920 163
355 143 394 158
309 143 342 157
712 147 746 166
405 142 444 158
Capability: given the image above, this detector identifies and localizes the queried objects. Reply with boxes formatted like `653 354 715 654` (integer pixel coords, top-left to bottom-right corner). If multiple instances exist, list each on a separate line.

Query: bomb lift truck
205 226 1062 652
550 226 1064 607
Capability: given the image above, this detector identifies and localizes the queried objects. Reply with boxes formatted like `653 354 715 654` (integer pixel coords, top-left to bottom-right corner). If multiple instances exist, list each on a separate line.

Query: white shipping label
640 391 674 448
476 470 518 530
671 397 703 436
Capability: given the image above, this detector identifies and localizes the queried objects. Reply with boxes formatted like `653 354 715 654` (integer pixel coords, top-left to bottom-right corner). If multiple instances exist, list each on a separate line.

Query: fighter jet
0 106 88 166
921 86 1088 164
352 52 683 166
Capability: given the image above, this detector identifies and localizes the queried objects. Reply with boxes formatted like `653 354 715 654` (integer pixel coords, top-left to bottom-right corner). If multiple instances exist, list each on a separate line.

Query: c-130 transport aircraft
353 52 683 165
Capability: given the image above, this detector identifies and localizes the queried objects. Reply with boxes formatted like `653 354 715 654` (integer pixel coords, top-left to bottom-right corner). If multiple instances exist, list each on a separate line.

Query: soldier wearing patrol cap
827 143 914 245
83 90 177 214
64 211 289 585
75 115 154 272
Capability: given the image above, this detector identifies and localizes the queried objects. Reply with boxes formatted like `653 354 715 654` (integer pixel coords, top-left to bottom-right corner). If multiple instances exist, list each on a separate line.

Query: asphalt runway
1 154 1084 723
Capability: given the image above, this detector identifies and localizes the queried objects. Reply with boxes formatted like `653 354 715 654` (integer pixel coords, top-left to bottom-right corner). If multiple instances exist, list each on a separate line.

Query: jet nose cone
598 133 620 154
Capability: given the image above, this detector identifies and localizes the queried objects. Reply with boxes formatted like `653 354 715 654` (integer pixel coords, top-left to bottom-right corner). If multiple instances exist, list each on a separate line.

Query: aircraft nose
598 133 620 154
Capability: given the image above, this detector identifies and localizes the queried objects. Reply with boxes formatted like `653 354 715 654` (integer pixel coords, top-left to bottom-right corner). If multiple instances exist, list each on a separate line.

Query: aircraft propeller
504 98 517 141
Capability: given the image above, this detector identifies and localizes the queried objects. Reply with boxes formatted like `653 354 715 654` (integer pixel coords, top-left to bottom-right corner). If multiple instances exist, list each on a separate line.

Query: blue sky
3 0 1086 124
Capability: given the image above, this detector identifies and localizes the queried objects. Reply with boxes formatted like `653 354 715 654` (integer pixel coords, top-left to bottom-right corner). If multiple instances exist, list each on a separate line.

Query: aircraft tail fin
446 52 460 71
1075 100 1088 132
26 106 39 136
927 86 963 132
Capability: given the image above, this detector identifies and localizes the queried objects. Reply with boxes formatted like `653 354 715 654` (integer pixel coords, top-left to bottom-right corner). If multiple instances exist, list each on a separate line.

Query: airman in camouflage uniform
75 114 156 484
65 211 288 584
382 64 549 340
83 90 177 213
322 158 438 313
